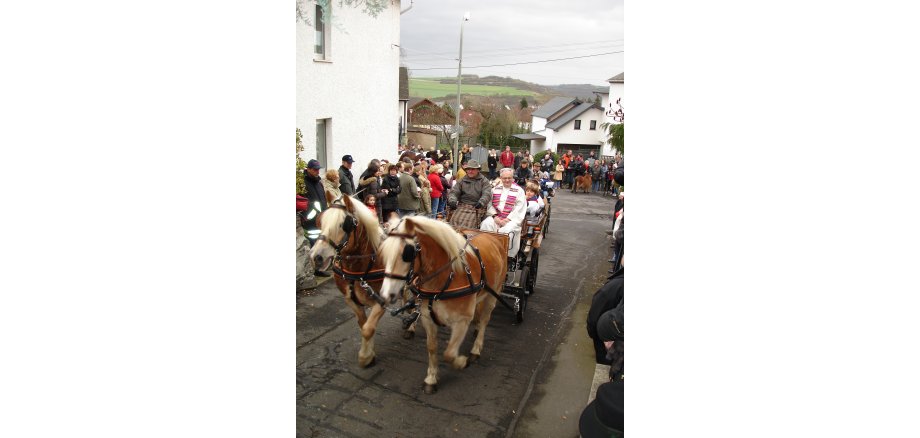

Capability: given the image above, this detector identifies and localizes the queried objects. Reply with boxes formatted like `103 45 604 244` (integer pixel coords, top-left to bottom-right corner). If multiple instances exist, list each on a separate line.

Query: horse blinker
402 244 416 263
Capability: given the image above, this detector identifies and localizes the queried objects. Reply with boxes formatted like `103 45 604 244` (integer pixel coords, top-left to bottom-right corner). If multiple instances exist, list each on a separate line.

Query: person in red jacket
500 145 514 169
427 164 445 218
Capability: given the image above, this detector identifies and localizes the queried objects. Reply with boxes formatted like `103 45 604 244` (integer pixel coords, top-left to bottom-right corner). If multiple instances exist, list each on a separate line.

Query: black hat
307 159 322 170
579 381 624 438
596 305 623 342
342 155 355 163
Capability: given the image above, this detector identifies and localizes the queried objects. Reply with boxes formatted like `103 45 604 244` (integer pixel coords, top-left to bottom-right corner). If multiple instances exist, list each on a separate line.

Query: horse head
310 194 382 271
378 216 417 304
378 216 473 304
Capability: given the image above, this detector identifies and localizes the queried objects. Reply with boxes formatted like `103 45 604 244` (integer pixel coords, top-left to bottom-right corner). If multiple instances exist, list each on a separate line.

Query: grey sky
399 0 623 87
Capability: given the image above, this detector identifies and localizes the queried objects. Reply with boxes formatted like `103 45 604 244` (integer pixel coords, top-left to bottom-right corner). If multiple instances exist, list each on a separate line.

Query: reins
382 225 513 326
317 204 387 306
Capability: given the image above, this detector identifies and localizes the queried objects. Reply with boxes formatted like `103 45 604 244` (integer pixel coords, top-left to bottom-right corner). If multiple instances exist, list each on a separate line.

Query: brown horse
573 174 592 193
309 193 415 368
378 216 507 394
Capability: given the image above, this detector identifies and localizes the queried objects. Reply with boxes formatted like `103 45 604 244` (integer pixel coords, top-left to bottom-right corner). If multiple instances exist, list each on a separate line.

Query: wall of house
602 79 624 157
296 1 402 175
532 115 547 132
553 108 606 150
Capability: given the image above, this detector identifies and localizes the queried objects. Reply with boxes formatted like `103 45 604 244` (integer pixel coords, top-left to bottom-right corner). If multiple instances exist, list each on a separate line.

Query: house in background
514 96 606 158
408 98 455 148
594 72 624 157
297 1 408 173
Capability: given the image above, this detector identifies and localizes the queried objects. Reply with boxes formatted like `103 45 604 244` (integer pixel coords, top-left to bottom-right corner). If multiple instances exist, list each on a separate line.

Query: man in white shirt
480 168 528 258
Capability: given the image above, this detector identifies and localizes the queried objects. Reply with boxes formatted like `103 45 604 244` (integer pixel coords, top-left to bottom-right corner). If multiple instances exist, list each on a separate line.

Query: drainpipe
400 0 414 14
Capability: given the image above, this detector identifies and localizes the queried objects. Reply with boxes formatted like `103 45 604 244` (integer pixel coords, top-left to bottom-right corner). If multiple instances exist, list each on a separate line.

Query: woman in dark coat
357 162 382 220
487 149 498 180
379 163 402 221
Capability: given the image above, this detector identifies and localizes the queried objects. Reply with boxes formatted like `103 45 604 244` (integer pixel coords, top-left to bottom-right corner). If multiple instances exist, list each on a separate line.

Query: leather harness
316 204 386 307
383 226 512 326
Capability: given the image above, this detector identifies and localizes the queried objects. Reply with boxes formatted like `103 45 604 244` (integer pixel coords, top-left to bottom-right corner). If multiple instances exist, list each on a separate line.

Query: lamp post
452 11 470 176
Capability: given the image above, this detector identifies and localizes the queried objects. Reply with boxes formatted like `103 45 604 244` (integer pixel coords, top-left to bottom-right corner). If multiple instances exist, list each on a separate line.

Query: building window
314 4 328 60
590 120 597 130
316 119 329 168
574 120 582 130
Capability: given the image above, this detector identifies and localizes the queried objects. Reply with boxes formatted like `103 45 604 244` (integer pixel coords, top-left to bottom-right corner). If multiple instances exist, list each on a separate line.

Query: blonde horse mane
345 196 383 251
404 216 474 273
318 197 383 251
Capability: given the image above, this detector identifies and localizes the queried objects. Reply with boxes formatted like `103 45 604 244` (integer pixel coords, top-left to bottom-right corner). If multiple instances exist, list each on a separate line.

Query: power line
404 42 625 63
405 39 625 57
409 50 623 71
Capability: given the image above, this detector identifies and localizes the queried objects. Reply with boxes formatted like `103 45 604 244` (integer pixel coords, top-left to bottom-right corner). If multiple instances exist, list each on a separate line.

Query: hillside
409 75 606 104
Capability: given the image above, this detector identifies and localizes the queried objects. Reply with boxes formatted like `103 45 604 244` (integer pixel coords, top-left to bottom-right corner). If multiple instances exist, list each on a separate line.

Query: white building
517 72 624 159
595 72 624 157
296 1 406 174
515 96 607 158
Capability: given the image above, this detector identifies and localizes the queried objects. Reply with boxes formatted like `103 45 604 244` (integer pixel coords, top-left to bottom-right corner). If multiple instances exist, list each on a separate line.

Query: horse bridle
315 204 357 252
382 229 421 282
382 223 478 295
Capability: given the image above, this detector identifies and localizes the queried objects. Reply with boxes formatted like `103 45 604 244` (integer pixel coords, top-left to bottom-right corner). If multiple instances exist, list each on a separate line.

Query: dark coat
439 175 450 202
587 269 624 365
357 168 380 198
380 174 402 210
338 165 355 195
514 166 533 186
302 171 327 212
487 154 498 170
447 173 492 208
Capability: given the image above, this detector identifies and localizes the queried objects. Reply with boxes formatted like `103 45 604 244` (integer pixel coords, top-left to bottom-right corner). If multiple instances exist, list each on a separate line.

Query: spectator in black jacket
338 155 356 196
487 149 498 180
514 160 533 186
587 259 623 365
302 159 327 218
379 163 402 221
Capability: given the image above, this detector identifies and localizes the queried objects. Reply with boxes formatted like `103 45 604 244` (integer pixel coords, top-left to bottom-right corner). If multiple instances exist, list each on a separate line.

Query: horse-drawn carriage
309 189 551 392
447 194 551 323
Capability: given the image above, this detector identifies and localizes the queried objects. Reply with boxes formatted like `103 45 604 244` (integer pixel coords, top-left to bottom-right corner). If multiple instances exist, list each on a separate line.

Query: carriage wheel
516 271 529 323
526 248 539 294
542 216 550 237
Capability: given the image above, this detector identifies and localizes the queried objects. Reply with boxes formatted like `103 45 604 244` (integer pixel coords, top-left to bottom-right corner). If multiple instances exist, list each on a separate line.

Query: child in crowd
524 182 545 229
364 194 378 222
419 176 432 217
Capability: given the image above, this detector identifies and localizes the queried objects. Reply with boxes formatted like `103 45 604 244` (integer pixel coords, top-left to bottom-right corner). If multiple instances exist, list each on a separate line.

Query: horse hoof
468 354 480 365
423 383 438 394
403 330 415 340
362 357 377 368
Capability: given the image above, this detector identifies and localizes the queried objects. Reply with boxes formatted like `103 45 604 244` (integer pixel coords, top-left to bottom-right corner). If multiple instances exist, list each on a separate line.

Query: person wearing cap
480 168 527 259
338 155 356 196
302 159 328 215
446 159 492 229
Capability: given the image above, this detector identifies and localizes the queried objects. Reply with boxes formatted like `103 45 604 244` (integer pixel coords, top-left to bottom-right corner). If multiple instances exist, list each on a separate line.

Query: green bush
533 150 560 167
296 128 306 194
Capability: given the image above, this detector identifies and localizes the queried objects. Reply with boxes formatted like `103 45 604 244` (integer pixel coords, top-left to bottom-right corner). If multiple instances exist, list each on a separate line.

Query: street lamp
452 11 470 176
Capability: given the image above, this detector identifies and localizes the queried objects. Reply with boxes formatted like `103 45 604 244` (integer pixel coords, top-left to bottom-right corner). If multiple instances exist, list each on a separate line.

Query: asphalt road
296 187 618 438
